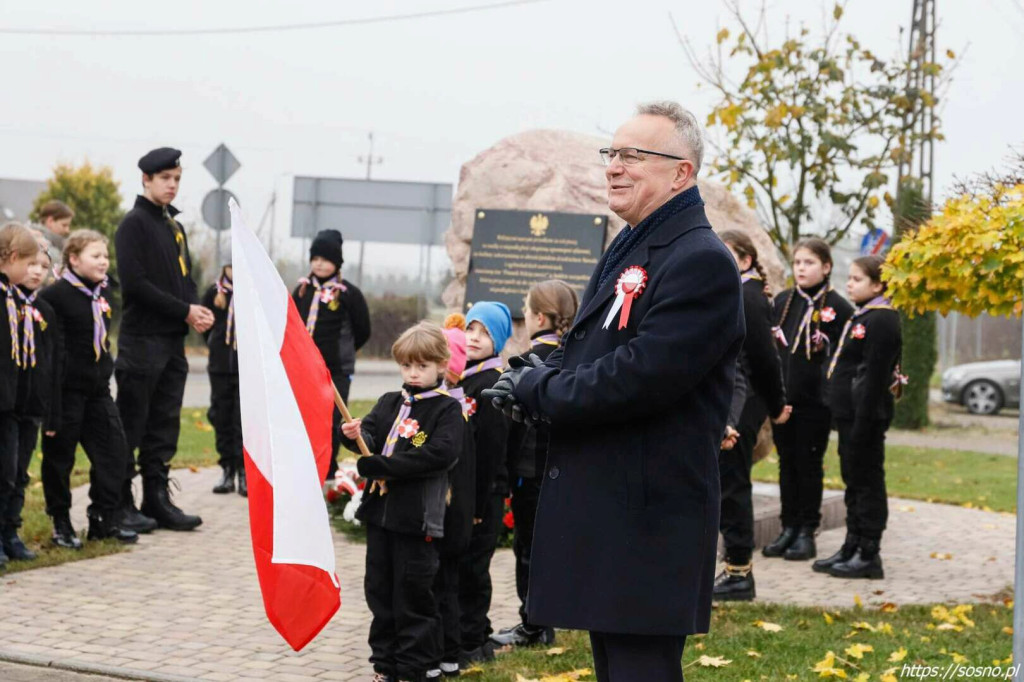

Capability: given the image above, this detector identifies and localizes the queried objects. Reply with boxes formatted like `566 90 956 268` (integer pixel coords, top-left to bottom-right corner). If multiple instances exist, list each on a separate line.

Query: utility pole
896 0 937 209
355 132 382 287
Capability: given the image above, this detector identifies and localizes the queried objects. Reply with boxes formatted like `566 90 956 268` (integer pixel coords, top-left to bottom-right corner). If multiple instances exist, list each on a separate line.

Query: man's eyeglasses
599 147 686 166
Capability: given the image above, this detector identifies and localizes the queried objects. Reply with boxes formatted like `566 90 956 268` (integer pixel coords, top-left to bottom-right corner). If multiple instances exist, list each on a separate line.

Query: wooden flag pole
333 383 371 457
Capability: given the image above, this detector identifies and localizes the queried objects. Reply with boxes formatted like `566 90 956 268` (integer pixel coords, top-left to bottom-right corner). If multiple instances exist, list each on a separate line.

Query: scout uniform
40 271 137 545
202 267 245 497
114 146 202 532
457 302 511 663
341 384 463 682
765 280 853 560
713 268 786 600
292 229 371 480
819 296 903 579
4 284 56 559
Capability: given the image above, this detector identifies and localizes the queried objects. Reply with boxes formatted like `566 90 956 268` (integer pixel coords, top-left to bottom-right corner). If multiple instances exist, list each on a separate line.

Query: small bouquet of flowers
326 464 365 536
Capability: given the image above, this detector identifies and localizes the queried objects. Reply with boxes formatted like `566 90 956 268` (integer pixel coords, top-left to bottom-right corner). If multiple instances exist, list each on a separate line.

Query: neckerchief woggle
15 288 40 368
740 268 761 284
0 278 20 368
299 274 346 336
531 333 560 349
602 266 648 330
370 386 448 495
461 356 504 380
791 284 831 359
215 275 236 347
62 270 110 361
826 295 893 379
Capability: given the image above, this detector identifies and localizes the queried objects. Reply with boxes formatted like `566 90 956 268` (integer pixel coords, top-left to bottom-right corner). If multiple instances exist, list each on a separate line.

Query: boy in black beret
114 147 213 533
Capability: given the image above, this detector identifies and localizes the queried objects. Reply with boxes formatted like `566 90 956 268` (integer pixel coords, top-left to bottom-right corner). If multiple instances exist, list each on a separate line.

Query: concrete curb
0 650 200 682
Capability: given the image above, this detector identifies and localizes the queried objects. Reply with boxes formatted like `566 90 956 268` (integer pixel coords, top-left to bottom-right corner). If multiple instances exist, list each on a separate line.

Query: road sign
202 188 238 232
204 144 241 186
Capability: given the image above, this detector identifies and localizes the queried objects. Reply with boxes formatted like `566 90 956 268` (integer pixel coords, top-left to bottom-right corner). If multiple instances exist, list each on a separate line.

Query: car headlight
943 369 965 383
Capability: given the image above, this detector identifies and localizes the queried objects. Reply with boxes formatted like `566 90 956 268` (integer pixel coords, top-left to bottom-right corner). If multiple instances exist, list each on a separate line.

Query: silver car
942 360 1021 415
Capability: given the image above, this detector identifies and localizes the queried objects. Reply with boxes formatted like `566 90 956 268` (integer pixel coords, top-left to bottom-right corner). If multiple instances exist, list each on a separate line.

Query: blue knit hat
466 301 512 353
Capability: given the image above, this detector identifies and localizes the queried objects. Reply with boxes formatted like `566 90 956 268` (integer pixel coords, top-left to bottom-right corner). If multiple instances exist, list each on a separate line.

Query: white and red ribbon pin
602 266 648 330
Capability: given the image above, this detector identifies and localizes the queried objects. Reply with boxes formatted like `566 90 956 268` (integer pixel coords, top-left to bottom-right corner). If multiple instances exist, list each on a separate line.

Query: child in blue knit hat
455 301 511 668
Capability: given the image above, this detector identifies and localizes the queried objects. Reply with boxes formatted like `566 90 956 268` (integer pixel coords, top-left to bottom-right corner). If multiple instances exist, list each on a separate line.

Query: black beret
138 147 182 175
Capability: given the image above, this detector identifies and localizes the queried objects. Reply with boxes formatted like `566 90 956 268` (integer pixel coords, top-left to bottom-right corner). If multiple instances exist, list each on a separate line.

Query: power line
0 0 547 36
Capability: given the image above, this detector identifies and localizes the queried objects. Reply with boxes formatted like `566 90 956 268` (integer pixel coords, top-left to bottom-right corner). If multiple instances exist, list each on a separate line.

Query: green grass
474 599 1014 681
752 442 1018 514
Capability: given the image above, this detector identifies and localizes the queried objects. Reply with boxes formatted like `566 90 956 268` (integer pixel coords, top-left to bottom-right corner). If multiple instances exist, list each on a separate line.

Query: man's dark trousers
590 632 687 682
115 333 188 482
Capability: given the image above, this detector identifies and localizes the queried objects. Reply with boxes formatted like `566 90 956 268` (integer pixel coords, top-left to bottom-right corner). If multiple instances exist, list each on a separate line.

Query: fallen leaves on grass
889 647 908 662
811 651 848 678
844 643 873 660
753 619 784 632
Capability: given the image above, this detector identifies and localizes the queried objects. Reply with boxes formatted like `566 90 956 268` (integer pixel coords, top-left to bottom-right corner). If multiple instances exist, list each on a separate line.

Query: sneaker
439 662 460 677
490 622 556 647
1 531 37 561
460 641 496 666
51 513 83 550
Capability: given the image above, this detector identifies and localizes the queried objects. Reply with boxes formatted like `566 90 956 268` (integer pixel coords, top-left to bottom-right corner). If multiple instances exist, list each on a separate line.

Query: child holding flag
457 301 512 664
341 321 463 682
40 230 138 547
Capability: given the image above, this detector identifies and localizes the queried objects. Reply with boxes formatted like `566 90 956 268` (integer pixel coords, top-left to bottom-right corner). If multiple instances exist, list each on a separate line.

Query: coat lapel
573 204 712 328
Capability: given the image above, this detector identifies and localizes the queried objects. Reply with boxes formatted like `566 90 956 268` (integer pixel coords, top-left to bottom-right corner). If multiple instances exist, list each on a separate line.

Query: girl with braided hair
763 238 852 562
712 231 791 601
492 279 578 649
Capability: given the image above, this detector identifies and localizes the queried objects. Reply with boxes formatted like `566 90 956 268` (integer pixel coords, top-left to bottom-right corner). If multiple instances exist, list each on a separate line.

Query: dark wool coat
512 195 745 636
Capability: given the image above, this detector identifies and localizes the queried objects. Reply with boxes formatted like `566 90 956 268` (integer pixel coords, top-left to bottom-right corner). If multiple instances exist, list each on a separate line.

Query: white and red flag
230 199 340 651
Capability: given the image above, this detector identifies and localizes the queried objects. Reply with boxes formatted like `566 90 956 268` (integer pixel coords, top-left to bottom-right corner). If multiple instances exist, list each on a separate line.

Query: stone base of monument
718 482 847 556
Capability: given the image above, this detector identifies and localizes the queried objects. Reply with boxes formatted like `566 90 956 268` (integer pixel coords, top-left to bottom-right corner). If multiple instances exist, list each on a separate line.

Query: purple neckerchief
215 275 235 347
380 387 448 458
461 356 504 380
15 287 39 368
531 333 560 349
0 278 20 367
62 270 109 361
827 296 894 379
299 274 346 337
740 268 762 284
443 384 474 418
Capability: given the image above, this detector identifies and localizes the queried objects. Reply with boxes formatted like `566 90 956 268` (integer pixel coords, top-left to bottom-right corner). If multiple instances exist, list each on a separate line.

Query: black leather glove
482 354 544 423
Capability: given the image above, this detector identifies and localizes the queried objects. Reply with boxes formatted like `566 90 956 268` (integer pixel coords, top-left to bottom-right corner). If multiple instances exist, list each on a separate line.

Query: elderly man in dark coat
485 101 745 681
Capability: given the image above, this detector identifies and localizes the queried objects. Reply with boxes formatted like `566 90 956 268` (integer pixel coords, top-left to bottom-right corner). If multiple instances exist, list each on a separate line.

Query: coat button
548 466 560 480
574 329 586 340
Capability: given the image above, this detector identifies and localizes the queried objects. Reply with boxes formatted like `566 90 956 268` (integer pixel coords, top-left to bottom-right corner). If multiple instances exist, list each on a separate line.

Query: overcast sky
2 0 1021 276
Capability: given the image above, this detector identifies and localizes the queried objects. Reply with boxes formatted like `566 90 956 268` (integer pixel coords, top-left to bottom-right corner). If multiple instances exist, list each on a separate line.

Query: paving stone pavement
0 467 1014 681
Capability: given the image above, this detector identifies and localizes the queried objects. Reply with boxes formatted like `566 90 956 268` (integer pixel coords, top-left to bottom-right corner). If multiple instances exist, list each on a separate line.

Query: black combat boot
51 513 83 550
490 622 556 647
761 526 798 557
1 527 37 561
212 465 235 494
141 476 203 531
87 510 139 544
236 465 248 498
120 480 157 534
712 562 756 601
784 527 817 560
813 534 860 573
827 538 884 579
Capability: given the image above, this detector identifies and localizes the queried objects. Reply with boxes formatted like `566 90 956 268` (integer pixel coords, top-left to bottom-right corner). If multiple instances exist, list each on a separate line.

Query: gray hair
636 101 704 175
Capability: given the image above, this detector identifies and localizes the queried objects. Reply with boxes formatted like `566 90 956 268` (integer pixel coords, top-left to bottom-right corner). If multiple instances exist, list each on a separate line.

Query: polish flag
230 199 340 651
